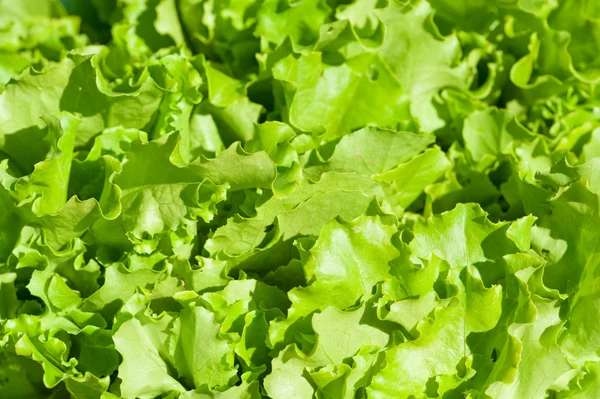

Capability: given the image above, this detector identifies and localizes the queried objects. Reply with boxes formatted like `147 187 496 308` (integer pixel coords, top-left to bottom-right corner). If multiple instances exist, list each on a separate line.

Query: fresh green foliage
1 0 600 398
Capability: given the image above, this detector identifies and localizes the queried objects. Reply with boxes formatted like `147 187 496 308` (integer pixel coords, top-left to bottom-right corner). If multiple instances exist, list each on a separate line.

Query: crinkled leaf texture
1 0 600 398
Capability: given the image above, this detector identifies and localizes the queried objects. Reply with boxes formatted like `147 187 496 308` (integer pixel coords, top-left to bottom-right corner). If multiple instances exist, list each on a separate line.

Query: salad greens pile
2 0 600 397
